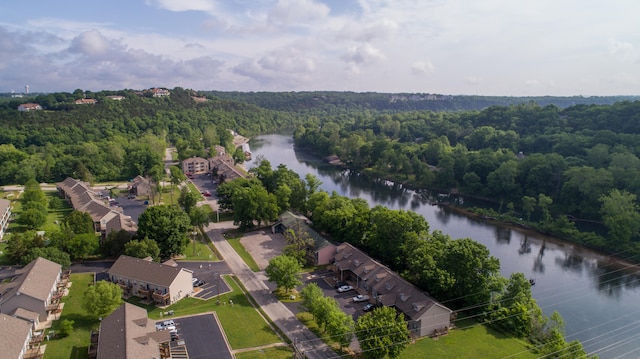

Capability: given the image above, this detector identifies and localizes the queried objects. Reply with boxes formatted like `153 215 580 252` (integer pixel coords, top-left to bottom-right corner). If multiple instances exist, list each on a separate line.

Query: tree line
293 101 640 260
0 87 299 185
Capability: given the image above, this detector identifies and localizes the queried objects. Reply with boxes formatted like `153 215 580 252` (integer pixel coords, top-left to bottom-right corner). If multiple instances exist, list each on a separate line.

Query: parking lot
302 270 370 320
163 313 232 359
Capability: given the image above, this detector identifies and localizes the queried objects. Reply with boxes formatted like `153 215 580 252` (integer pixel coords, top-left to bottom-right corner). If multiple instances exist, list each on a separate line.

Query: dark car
363 303 381 312
194 280 206 287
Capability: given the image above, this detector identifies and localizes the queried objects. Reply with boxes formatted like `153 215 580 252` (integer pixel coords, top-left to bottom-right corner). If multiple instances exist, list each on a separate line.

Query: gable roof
0 257 61 305
56 177 138 233
97 302 167 359
108 255 190 287
277 212 333 251
0 314 32 358
333 242 451 321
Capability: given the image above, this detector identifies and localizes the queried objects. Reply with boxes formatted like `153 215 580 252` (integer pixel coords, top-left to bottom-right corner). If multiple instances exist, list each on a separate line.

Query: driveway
240 230 286 270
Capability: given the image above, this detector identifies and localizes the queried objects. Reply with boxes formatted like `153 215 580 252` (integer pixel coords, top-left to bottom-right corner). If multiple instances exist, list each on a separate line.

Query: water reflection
495 226 511 245
248 134 640 358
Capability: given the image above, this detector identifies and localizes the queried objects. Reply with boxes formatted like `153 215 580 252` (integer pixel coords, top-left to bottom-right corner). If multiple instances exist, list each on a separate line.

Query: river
245 134 640 358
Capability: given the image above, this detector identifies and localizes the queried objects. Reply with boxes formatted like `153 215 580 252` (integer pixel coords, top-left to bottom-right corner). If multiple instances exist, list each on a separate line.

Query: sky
1 0 639 96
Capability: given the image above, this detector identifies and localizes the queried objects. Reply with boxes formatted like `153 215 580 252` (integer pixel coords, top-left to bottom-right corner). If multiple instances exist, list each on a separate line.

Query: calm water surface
246 134 640 358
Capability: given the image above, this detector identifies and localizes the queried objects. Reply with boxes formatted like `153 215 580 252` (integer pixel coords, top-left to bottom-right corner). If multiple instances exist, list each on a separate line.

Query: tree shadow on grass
70 345 89 359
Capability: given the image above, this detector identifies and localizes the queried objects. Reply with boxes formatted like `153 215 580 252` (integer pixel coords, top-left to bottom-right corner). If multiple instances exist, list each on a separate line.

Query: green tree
282 228 313 266
300 283 324 317
178 186 199 214
124 238 161 261
538 193 553 223
65 233 99 260
522 196 537 221
137 205 191 259
599 189 640 244
100 229 133 257
355 306 410 359
5 231 46 263
19 208 47 229
231 183 279 229
64 210 95 234
83 281 123 320
22 247 71 268
59 319 74 337
265 255 302 293
325 306 354 348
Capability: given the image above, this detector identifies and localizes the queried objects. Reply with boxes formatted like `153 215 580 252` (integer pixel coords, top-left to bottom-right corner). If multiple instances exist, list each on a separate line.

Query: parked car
353 294 370 302
203 191 211 197
363 303 381 312
337 285 354 293
156 320 175 331
335 281 348 289
192 278 198 285
194 279 206 287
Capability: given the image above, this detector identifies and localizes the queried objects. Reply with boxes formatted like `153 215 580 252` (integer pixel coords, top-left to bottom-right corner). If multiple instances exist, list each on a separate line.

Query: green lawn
7 191 72 235
235 346 293 359
0 242 10 265
226 235 260 272
402 319 538 359
44 273 98 359
296 312 351 356
131 275 282 349
179 238 217 261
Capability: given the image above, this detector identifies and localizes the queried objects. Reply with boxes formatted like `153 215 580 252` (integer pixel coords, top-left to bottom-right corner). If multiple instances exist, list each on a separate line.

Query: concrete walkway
203 220 338 359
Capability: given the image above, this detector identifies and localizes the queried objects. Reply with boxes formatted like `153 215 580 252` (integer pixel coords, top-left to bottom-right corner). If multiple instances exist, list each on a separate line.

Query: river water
246 134 640 358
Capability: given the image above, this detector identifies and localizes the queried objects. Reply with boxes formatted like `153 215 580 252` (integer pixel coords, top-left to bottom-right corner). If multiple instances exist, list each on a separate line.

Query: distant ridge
203 91 639 112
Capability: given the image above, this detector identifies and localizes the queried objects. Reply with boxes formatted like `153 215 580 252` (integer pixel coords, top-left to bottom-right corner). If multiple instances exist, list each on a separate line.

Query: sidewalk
203 221 338 359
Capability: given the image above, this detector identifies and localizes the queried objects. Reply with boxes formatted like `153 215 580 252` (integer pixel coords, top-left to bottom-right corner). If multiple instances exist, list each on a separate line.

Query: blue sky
1 0 638 95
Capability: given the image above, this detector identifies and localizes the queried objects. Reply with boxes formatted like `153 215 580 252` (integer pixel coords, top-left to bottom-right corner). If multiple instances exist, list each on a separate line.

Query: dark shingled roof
97 302 167 359
108 255 187 287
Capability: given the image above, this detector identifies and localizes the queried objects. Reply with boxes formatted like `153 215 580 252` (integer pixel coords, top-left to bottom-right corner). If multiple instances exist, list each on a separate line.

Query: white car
353 294 370 302
337 285 354 293
156 320 175 331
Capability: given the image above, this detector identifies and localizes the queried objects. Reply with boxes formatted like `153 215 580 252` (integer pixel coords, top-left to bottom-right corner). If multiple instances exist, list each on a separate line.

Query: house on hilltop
96 302 170 359
331 242 451 337
75 98 97 105
18 103 42 111
107 255 194 306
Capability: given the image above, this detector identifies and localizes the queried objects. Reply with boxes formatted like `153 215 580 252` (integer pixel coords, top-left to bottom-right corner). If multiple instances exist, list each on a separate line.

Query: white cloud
341 43 386 65
412 61 434 75
68 29 116 56
608 38 633 55
146 0 218 13
267 0 330 25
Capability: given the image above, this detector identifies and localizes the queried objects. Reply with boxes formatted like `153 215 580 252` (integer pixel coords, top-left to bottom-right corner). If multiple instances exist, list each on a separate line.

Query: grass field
130 275 282 349
235 346 293 359
44 273 98 359
402 319 538 359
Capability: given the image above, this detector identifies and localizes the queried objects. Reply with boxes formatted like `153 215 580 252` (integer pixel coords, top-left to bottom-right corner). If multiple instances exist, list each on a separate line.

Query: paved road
204 221 338 359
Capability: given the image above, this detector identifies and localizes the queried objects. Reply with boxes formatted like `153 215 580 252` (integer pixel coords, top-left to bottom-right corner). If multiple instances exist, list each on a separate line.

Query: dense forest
0 88 298 184
204 90 637 113
293 100 640 261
